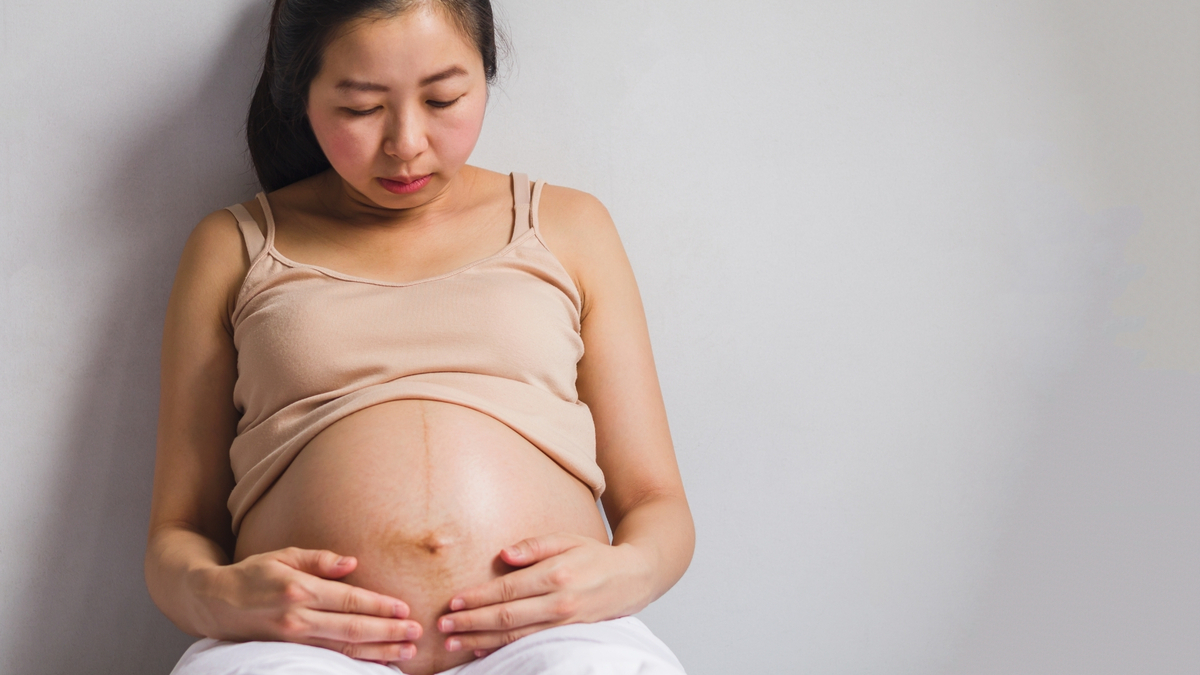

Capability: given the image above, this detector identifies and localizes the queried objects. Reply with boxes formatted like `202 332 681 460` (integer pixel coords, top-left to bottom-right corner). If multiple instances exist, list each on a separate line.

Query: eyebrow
334 66 469 93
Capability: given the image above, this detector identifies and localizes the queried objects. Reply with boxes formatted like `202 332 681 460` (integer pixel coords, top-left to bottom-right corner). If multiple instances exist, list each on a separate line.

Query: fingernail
400 646 415 661
505 547 521 559
406 625 421 640
440 618 454 632
446 638 461 652
394 604 406 618
336 556 352 566
449 598 465 611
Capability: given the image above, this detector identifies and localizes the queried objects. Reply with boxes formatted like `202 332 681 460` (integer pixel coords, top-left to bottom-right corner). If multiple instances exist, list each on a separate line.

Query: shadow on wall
10 4 270 673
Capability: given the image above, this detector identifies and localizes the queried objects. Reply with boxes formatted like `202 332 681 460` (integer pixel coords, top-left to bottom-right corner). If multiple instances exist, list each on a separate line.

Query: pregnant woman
143 1 694 674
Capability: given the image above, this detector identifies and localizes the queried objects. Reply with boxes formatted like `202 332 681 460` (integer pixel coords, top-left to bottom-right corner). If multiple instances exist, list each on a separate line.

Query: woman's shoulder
537 183 614 237
534 182 627 316
173 202 260 324
536 183 620 262
185 204 255 271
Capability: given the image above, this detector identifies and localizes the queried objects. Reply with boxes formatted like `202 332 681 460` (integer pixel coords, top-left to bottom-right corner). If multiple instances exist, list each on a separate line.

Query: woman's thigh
170 638 403 675
170 618 685 675
458 617 687 675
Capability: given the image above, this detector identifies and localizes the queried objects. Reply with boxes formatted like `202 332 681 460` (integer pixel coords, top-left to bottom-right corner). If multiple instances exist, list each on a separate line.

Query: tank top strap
253 192 278 256
511 172 532 242
530 179 546 236
224 202 267 261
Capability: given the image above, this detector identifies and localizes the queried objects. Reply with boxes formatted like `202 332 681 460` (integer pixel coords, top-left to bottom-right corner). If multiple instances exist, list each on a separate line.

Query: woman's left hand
437 533 651 656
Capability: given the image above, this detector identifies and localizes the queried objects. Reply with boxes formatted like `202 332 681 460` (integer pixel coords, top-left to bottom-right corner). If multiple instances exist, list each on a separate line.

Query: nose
382 106 429 161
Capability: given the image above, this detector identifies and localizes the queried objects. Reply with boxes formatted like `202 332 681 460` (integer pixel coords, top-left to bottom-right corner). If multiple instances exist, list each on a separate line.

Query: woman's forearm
609 493 695 610
145 525 231 637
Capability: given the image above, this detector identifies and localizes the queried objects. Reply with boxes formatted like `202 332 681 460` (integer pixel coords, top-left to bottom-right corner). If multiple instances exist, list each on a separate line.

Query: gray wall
2 1 1196 673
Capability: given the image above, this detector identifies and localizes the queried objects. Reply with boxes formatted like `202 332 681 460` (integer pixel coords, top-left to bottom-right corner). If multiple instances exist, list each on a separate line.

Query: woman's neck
313 166 478 233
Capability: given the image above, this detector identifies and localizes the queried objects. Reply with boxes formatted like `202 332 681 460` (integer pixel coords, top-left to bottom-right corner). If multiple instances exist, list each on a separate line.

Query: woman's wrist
145 526 231 638
182 561 225 638
607 493 694 613
610 541 660 616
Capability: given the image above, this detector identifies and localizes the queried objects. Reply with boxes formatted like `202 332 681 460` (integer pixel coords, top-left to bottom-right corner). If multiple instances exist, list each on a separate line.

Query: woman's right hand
189 547 422 664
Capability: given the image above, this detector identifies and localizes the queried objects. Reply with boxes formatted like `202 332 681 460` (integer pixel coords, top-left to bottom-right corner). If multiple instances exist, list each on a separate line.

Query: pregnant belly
233 399 609 675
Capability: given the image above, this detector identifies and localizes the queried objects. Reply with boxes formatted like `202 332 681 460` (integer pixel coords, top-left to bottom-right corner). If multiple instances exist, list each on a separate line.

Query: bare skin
144 7 694 673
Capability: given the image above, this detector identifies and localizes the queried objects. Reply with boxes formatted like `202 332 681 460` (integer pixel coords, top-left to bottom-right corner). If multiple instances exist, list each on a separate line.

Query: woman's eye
427 97 461 109
345 107 380 116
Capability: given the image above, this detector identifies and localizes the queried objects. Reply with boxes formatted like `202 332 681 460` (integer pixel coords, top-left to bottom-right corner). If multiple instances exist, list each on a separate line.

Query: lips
378 174 432 194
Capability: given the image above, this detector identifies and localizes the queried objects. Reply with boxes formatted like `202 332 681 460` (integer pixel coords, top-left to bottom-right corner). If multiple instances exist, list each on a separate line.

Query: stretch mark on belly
420 401 432 523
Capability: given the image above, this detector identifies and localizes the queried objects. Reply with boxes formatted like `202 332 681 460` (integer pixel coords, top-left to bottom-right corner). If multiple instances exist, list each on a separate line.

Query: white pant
170 616 686 675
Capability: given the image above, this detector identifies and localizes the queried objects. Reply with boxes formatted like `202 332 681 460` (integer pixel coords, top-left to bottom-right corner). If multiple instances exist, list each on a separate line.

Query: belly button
418 532 454 554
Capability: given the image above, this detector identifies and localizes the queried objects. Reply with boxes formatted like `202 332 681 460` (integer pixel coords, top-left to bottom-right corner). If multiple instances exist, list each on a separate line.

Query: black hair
247 0 503 192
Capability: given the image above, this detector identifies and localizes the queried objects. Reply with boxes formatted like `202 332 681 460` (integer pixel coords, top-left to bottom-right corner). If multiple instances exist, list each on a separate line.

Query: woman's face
306 7 487 208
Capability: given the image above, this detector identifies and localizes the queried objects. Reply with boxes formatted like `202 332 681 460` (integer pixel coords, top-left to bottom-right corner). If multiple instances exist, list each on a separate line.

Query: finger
299 577 412 619
448 561 563 612
275 547 357 580
474 648 496 658
303 576 412 619
305 637 417 663
302 608 423 644
499 533 582 568
440 593 571 634
445 623 554 653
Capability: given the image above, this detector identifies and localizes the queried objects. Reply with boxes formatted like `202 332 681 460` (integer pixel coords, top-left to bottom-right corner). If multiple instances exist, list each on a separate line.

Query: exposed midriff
233 399 609 675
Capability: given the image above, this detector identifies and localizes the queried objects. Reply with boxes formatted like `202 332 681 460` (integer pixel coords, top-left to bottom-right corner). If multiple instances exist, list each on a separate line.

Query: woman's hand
190 547 423 664
436 533 653 656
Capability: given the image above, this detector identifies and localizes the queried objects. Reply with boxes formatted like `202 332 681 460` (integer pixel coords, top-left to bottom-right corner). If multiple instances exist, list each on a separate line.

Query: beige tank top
222 173 603 534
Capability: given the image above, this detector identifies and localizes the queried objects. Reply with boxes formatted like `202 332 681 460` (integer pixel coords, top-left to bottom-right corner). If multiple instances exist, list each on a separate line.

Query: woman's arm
145 208 423 663
571 188 694 607
145 208 243 631
438 186 695 653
